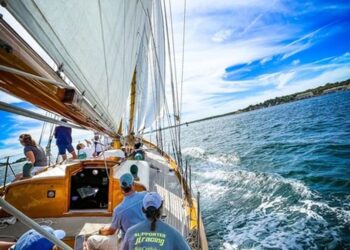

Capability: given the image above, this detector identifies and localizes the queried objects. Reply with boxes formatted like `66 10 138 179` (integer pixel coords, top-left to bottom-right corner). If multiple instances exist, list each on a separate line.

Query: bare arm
99 226 117 236
25 151 35 164
85 139 92 146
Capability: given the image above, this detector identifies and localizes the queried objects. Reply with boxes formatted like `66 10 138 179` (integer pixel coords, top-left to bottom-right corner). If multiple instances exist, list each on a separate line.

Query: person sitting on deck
76 140 94 159
54 119 77 162
0 226 66 250
14 134 48 180
130 142 145 160
86 173 146 250
130 164 140 181
127 132 136 150
121 192 191 250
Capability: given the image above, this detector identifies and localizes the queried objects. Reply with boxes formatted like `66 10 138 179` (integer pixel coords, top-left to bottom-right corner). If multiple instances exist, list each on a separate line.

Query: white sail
6 0 154 131
134 0 166 132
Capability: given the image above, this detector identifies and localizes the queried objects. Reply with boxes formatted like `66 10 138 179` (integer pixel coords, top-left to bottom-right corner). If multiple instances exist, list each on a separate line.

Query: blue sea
178 91 350 249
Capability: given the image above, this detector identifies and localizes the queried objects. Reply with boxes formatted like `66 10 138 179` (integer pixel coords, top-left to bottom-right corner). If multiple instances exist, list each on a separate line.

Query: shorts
31 166 47 175
23 164 47 177
87 234 121 250
57 144 74 155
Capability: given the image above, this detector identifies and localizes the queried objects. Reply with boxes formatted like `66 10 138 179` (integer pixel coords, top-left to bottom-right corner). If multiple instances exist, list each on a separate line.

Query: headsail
134 0 166 133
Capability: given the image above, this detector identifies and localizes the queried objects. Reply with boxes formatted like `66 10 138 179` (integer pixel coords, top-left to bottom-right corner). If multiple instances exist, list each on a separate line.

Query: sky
1 0 350 159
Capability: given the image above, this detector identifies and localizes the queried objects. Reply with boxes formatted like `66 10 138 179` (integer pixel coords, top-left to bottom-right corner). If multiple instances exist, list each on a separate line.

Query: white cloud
277 72 295 89
0 91 24 104
292 59 300 65
163 0 350 121
260 57 273 64
212 29 233 42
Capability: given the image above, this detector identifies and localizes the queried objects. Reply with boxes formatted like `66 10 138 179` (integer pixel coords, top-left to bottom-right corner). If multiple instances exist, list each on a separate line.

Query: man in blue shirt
87 173 146 250
54 119 77 161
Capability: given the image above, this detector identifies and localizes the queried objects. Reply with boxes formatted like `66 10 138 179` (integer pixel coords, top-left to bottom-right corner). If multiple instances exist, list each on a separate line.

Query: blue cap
120 173 134 188
143 192 162 209
14 226 65 250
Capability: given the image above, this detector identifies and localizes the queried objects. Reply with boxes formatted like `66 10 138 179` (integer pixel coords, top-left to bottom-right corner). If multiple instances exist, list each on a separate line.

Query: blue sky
169 0 350 116
1 0 350 158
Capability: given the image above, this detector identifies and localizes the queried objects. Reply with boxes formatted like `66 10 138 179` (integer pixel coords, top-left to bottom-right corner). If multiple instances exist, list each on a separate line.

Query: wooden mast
113 69 136 149
128 70 137 135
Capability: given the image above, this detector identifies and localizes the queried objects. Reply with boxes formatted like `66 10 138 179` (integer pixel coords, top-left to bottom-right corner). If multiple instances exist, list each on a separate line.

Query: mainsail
4 0 166 135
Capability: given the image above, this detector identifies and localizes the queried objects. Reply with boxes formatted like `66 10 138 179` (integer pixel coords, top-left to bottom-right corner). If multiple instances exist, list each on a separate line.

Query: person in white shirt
92 134 105 156
103 136 112 150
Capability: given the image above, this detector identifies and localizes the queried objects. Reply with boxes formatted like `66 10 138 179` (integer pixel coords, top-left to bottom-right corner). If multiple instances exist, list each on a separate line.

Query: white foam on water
183 147 348 249
208 154 240 165
182 147 240 167
182 147 205 158
191 166 345 249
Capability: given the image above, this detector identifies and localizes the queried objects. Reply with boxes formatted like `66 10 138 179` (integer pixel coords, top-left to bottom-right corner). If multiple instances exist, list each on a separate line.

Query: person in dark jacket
54 119 77 162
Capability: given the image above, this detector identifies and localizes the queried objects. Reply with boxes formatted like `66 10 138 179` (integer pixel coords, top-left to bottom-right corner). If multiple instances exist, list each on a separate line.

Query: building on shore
323 85 349 94
296 91 314 100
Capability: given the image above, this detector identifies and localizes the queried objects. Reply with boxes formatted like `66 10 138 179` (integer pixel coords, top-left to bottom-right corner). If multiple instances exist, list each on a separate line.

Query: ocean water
178 91 350 249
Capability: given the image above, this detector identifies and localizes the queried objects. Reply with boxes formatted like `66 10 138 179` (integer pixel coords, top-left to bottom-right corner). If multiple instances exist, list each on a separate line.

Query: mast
112 120 123 149
128 70 137 135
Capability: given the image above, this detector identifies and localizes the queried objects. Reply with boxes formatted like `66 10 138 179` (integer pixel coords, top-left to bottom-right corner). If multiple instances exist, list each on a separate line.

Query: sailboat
0 0 208 249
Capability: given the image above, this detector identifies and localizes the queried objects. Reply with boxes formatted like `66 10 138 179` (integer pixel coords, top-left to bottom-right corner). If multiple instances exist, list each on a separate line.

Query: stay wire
167 0 183 164
139 2 179 154
139 1 181 166
98 0 110 108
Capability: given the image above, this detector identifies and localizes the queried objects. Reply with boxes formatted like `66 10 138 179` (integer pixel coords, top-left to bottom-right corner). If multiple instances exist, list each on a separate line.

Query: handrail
1 156 16 189
0 198 72 250
0 153 22 161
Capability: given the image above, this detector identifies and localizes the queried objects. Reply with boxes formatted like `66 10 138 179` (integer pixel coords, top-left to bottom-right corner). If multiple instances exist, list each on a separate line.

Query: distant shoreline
145 79 350 133
185 79 350 124
237 79 350 114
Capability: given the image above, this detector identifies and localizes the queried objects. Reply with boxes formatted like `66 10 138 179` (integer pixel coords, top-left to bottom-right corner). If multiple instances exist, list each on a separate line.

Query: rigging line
0 101 86 130
168 0 184 166
138 2 176 134
177 0 187 168
38 115 47 146
139 1 170 110
98 0 110 108
159 6 177 148
168 0 181 125
139 1 179 159
123 0 126 114
162 1 180 127
46 120 56 167
179 0 186 116
162 1 182 165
